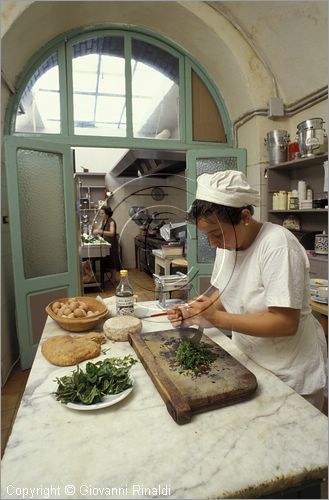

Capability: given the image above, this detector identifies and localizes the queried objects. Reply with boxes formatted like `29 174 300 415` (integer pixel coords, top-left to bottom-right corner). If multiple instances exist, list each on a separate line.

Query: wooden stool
154 255 173 276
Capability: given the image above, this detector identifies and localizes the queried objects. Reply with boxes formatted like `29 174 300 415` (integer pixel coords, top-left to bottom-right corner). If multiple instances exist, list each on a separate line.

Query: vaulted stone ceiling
207 1 328 101
1 1 327 120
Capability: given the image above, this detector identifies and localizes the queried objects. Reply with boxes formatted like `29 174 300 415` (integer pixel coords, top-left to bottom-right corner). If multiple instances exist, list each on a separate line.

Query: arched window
11 28 230 145
15 52 60 134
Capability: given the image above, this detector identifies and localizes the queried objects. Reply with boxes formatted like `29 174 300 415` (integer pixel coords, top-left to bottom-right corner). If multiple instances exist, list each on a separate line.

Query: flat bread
81 332 106 344
41 332 106 366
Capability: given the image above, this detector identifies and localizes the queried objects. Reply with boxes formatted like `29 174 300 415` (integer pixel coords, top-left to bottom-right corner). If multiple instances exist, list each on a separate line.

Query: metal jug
264 129 290 165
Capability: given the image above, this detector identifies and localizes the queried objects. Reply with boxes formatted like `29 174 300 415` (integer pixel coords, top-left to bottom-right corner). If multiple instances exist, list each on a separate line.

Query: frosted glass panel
196 157 237 263
17 149 68 278
196 157 237 176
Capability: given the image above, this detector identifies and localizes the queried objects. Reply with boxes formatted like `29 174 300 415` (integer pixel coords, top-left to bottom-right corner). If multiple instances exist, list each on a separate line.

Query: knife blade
177 327 203 344
140 305 203 344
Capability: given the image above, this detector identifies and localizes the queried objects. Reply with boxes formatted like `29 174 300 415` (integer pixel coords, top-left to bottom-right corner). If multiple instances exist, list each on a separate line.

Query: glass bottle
116 270 134 315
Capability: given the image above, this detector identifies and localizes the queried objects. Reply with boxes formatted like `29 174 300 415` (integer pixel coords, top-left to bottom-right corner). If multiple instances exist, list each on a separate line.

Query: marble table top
1 301 328 499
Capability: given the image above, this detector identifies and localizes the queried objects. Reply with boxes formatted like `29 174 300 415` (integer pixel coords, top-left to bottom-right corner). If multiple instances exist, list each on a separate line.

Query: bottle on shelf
116 270 134 316
297 180 306 209
289 189 299 209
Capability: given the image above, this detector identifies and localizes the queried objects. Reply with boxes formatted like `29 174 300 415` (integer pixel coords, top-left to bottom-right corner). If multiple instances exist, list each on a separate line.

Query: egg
69 301 79 312
52 302 61 312
74 308 87 318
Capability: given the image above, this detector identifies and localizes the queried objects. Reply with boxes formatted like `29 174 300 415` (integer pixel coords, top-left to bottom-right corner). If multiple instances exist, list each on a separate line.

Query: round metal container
297 118 324 132
296 118 328 157
264 129 290 165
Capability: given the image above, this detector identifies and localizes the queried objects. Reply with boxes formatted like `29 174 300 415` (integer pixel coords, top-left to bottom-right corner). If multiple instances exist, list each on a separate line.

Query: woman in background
93 205 121 283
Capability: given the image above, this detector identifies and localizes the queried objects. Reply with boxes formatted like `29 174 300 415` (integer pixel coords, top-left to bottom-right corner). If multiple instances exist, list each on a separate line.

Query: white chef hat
196 170 260 208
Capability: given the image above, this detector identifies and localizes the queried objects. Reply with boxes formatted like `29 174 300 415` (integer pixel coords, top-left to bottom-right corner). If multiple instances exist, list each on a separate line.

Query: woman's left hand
185 295 218 327
93 229 101 236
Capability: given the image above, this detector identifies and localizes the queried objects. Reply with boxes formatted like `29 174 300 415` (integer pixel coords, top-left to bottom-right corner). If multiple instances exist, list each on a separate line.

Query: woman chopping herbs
168 170 327 410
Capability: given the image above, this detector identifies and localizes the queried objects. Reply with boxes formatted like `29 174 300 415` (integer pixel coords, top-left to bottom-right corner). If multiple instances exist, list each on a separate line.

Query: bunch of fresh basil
54 355 137 405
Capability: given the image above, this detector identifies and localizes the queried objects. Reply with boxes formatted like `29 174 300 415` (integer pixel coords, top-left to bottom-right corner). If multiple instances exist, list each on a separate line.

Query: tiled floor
2 268 328 458
1 269 155 457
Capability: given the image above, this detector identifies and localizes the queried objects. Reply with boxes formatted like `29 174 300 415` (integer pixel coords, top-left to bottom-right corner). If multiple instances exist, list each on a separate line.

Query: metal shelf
269 209 328 213
268 153 328 170
308 254 328 261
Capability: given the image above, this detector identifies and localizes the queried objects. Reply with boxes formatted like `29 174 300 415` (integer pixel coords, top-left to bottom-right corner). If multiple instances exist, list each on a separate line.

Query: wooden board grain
129 329 258 424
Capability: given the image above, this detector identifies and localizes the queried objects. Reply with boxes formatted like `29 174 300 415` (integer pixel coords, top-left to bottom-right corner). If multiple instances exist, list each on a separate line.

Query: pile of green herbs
175 340 216 376
81 234 98 244
54 356 137 405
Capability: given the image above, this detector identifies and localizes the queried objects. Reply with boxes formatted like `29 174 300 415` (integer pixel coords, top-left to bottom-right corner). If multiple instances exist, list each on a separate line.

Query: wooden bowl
45 296 108 332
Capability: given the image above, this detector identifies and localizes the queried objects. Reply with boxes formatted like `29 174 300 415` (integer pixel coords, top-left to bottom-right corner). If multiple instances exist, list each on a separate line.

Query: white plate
310 278 328 288
311 296 328 304
54 377 134 411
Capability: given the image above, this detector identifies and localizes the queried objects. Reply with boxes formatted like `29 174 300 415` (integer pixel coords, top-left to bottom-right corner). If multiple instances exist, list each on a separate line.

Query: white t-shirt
210 222 327 395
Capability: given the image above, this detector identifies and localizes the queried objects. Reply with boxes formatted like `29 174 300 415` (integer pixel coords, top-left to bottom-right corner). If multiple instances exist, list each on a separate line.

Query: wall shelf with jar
266 153 328 278
77 175 106 234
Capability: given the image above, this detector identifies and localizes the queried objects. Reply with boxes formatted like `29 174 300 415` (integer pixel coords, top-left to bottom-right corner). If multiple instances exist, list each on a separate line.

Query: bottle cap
120 269 128 276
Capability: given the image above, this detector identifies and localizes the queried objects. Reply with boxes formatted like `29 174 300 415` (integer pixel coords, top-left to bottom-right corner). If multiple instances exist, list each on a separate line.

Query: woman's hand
93 229 102 236
184 295 218 328
167 305 193 328
167 297 217 329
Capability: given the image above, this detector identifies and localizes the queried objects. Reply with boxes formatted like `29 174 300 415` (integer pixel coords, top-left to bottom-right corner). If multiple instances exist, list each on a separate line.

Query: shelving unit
77 174 106 234
267 153 328 278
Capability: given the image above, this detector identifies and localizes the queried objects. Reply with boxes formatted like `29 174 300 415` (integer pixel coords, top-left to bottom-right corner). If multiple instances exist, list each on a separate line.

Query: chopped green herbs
54 356 137 405
81 234 99 243
175 340 216 376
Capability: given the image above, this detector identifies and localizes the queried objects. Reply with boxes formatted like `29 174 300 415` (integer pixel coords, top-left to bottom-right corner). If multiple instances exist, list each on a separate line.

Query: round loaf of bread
103 316 142 342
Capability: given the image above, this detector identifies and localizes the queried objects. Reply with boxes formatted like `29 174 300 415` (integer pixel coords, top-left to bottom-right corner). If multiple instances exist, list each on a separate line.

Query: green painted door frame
4 137 80 368
186 148 247 295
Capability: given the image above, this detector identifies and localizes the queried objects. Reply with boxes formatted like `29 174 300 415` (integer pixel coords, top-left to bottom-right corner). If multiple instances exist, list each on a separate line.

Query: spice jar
315 231 328 255
289 197 299 209
288 141 300 160
278 191 287 210
272 192 279 210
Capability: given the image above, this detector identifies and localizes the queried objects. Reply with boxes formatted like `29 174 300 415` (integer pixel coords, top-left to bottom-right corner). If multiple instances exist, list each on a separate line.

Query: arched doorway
4 26 245 368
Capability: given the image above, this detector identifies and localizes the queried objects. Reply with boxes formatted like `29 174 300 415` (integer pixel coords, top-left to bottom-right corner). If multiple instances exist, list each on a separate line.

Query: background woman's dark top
101 217 121 271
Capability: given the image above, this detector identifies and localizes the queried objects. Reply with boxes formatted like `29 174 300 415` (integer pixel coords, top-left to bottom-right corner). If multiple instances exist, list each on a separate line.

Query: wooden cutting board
129 329 258 424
